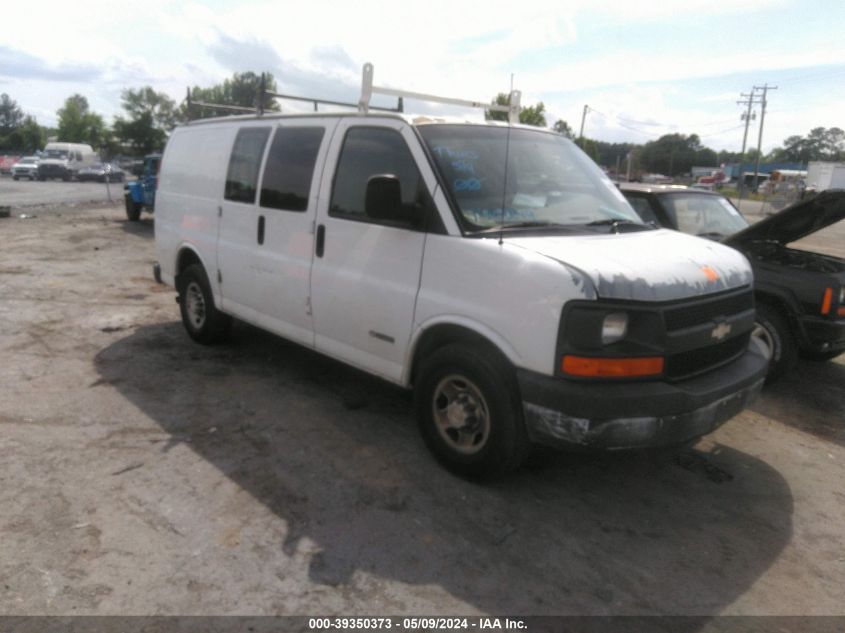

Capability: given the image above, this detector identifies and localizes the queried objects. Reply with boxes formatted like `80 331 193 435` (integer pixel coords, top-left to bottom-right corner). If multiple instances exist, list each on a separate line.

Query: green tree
552 119 574 138
485 93 547 127
185 71 280 119
113 87 178 154
56 94 107 148
1 93 24 135
7 115 46 152
767 127 845 163
639 133 711 176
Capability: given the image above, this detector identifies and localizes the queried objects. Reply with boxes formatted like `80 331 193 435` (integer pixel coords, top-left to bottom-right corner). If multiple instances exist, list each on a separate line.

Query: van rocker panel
517 345 767 449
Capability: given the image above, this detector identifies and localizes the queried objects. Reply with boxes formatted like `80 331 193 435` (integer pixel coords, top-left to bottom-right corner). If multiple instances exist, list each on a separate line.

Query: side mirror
365 174 402 220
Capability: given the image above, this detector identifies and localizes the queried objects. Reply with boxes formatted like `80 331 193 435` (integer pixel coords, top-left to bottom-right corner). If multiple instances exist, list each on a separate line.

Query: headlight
601 312 628 344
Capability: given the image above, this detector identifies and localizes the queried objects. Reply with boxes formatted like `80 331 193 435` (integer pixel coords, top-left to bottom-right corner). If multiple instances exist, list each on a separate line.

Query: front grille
666 333 750 379
664 290 754 331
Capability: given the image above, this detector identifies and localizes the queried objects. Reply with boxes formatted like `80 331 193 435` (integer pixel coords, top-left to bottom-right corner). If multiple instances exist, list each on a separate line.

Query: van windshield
44 149 69 159
418 125 642 232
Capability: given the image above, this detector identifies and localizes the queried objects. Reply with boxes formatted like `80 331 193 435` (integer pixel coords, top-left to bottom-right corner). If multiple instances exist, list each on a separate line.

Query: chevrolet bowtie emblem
711 322 732 341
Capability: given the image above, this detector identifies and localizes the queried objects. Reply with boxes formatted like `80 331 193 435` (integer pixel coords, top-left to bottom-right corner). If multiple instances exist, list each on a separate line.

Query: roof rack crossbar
358 62 521 124
265 91 401 113
189 100 258 114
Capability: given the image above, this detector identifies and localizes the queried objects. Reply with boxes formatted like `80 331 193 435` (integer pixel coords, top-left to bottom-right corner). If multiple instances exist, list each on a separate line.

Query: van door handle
257 215 265 245
315 224 326 257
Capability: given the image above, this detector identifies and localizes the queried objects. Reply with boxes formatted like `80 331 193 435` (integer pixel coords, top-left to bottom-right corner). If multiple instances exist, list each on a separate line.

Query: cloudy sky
2 0 844 152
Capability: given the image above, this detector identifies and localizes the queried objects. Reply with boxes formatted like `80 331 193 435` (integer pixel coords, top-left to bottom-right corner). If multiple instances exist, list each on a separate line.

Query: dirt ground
0 202 843 617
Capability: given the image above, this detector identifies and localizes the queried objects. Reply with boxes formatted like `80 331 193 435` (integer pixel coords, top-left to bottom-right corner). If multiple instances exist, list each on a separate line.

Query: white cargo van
38 141 97 180
154 66 768 476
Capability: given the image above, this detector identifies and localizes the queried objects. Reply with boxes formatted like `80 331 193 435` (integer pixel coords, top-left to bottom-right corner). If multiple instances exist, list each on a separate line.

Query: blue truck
123 153 161 221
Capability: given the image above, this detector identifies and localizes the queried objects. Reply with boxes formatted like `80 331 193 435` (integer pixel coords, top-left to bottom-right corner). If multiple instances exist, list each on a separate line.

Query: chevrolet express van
154 81 767 476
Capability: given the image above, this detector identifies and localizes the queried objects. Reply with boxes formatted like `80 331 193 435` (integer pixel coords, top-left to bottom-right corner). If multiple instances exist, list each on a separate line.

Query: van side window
330 127 433 228
225 127 271 204
75 151 83 162
260 127 325 212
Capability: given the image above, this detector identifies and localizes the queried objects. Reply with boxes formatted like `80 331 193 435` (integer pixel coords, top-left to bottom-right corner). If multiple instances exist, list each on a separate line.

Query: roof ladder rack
357 62 521 124
185 65 520 122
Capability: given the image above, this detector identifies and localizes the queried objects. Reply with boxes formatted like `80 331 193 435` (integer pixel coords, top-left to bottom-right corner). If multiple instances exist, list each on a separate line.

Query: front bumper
517 345 767 450
799 315 845 354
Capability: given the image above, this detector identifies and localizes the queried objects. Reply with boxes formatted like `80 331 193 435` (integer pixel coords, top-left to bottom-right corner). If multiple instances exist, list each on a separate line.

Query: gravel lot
0 199 843 617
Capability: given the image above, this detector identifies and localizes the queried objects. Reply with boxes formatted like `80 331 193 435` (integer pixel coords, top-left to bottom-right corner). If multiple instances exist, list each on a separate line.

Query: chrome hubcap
751 321 775 361
185 282 206 330
432 374 491 455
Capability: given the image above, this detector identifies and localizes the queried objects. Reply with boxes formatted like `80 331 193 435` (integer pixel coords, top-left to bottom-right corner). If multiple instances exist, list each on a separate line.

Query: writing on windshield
420 125 638 231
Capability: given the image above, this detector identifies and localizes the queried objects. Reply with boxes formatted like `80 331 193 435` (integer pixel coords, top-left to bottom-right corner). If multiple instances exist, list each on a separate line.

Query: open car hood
726 189 845 246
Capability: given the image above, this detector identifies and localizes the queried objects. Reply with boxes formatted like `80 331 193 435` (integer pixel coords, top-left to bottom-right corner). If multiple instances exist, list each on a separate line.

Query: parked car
619 183 845 381
77 162 125 183
124 153 160 221
153 67 769 478
11 156 40 180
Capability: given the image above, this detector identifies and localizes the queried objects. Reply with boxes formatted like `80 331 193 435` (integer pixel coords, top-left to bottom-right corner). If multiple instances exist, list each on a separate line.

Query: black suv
619 184 845 382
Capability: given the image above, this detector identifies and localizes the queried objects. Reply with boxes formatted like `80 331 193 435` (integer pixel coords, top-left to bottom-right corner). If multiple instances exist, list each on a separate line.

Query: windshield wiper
585 218 652 233
475 221 573 233
696 231 727 240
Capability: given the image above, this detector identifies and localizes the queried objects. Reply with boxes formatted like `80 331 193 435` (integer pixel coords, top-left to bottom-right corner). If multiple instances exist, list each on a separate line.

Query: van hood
725 189 845 246
507 229 753 302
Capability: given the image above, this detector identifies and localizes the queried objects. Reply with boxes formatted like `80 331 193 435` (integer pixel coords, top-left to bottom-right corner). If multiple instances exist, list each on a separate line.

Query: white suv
154 68 768 476
11 156 39 180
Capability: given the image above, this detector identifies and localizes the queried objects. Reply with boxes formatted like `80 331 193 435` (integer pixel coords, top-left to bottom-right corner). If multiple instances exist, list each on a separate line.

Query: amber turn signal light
821 288 833 315
562 355 665 378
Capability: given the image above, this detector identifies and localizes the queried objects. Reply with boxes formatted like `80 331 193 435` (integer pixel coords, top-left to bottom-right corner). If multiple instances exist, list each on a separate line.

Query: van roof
179 110 540 131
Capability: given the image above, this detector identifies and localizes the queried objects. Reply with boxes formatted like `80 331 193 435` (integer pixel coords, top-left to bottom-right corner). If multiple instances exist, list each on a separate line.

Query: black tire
13 176 19 181
177 263 232 344
414 343 530 478
752 303 797 383
800 348 843 362
124 194 142 221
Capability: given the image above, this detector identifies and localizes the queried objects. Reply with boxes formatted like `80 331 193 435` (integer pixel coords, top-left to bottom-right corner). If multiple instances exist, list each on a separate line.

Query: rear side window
625 194 660 225
260 127 325 212
330 126 428 226
225 127 271 203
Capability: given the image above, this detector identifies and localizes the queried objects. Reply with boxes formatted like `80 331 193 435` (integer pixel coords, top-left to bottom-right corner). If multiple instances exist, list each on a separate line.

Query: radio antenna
498 124 512 246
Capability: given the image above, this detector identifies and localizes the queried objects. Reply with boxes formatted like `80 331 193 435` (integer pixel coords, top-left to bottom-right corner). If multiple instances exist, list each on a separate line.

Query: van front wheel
177 264 232 344
415 344 529 478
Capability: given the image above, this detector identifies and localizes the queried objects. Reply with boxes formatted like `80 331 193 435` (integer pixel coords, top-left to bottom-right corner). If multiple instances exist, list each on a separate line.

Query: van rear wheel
415 344 529 478
177 264 232 344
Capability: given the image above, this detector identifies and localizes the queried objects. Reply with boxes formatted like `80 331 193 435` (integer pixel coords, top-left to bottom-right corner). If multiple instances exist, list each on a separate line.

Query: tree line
2 77 842 172
484 93 843 175
0 72 279 157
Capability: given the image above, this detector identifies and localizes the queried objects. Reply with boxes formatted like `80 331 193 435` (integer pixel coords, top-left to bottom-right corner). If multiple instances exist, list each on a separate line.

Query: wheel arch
404 319 521 388
754 289 805 344
174 244 210 290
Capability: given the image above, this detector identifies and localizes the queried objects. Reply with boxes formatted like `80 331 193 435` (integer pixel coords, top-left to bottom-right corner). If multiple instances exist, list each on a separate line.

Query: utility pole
736 89 758 207
752 83 777 192
579 104 589 143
